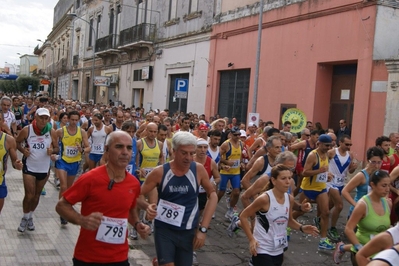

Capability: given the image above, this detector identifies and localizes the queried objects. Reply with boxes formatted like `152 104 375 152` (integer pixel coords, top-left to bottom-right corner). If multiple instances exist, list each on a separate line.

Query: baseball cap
318 134 332 143
240 130 247 138
248 122 256 127
231 126 240 134
36 108 50 117
198 124 208 131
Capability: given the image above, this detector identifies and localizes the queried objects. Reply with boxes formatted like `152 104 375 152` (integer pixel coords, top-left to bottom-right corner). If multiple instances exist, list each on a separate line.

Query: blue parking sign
175 79 188 99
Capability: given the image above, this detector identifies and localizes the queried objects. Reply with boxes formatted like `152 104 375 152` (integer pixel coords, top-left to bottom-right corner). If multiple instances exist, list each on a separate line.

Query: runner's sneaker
319 238 335 250
227 214 240 237
226 187 232 195
333 241 345 264
18 218 28 232
328 227 341 242
225 208 234 221
248 258 254 266
212 213 215 219
27 218 35 231
129 228 138 240
60 217 68 225
41 187 46 195
54 178 60 188
192 252 199 266
313 217 321 231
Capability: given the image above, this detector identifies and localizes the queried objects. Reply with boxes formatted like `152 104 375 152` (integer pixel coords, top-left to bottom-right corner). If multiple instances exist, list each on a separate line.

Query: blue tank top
349 169 370 214
155 162 199 230
126 138 137 175
302 140 315 167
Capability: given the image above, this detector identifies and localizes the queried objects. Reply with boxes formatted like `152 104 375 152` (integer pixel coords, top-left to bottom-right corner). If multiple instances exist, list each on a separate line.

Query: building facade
206 0 399 158
18 55 38 76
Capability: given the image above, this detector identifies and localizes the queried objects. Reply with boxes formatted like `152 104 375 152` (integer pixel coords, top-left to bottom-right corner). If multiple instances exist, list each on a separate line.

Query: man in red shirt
56 131 155 265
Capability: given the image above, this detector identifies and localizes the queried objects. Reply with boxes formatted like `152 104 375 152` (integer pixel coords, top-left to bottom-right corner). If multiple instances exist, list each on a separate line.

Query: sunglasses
345 143 352 146
233 133 240 136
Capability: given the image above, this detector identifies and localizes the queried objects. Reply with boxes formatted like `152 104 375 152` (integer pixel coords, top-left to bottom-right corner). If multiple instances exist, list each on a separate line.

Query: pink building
206 0 399 158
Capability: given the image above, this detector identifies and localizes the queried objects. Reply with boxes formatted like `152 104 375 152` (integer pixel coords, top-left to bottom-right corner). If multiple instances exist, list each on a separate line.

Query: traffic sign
40 79 51 85
0 74 18 80
174 78 188 99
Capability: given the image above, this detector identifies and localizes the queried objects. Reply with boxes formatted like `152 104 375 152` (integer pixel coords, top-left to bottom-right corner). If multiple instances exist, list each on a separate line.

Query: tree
16 76 40 93
0 80 18 93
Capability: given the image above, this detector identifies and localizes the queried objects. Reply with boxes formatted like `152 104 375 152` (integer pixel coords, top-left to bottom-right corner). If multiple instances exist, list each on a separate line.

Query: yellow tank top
0 133 8 184
139 138 161 170
220 140 242 175
301 150 329 191
61 126 83 163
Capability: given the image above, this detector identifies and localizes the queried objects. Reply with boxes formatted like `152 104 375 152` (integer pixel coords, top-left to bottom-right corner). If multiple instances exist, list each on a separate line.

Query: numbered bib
92 143 104 153
274 233 288 249
144 168 153 177
126 164 133 174
95 216 127 244
155 199 185 227
316 172 328 183
231 160 240 169
65 146 79 157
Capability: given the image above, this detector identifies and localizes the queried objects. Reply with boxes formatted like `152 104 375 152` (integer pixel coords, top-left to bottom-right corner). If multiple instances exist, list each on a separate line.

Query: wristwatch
199 226 208 233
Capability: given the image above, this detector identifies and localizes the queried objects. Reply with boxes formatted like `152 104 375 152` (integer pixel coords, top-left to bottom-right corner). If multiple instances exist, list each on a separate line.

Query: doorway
328 64 357 132
168 73 189 115
218 69 250 124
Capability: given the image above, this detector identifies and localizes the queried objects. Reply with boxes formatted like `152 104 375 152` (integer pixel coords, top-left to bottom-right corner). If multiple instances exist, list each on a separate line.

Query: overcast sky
0 0 56 68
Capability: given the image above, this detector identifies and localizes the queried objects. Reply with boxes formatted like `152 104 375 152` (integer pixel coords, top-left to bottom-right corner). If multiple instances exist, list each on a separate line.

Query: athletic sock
23 213 30 219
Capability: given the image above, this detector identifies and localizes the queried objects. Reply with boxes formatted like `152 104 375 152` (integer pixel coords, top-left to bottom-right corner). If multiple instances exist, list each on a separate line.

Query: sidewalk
0 161 153 266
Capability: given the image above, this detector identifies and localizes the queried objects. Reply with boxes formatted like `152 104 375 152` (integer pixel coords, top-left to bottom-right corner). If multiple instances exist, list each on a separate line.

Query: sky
0 0 56 68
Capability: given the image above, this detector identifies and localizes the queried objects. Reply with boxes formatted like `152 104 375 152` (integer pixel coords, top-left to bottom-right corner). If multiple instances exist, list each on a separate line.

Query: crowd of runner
0 93 399 266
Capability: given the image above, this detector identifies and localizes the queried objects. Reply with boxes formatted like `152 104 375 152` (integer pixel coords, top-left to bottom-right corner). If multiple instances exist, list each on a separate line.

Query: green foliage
0 76 40 94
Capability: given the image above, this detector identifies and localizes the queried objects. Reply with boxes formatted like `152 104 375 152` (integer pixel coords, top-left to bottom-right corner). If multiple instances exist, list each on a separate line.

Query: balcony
73 55 79 67
119 23 156 49
95 34 119 55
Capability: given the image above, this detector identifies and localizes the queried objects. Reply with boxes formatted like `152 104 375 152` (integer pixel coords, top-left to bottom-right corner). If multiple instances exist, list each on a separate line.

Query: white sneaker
18 218 28 232
27 218 35 231
225 208 234 221
129 228 138 240
212 213 215 219
192 252 199 266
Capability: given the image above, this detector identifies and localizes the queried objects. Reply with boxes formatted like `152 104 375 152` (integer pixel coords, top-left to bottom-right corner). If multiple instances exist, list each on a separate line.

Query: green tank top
351 195 390 253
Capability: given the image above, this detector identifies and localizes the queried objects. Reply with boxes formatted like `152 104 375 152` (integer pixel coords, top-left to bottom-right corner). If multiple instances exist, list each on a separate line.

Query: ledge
86 46 93 51
164 17 180 27
183 10 202 22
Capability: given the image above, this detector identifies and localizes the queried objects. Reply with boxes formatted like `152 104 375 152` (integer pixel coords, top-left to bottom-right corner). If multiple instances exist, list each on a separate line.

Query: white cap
248 122 256 127
36 108 50 117
240 130 247 137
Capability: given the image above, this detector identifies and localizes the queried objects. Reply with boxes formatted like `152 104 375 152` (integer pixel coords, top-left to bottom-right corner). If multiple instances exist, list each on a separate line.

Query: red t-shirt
63 165 140 263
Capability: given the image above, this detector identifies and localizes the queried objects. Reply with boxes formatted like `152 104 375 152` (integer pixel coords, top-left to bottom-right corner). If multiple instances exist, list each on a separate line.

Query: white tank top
91 124 107 154
387 223 399 245
372 248 399 266
207 146 220 164
162 139 169 162
328 148 351 187
25 125 52 173
253 190 289 256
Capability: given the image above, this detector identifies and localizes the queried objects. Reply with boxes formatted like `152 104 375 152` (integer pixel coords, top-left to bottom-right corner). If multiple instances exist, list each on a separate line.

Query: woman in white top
240 164 318 266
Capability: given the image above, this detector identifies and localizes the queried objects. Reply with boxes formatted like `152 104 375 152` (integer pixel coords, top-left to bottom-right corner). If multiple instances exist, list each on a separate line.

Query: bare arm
241 175 269 208
241 157 264 190
342 172 365 207
302 152 325 177
210 160 221 186
56 197 102 231
158 141 164 165
140 166 162 195
289 140 306 151
6 135 23 170
247 138 262 159
246 148 266 170
81 129 91 154
356 232 394 266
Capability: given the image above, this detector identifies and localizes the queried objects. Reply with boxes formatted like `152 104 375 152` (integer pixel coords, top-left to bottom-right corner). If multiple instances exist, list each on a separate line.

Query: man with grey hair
1 96 17 136
141 131 217 265
241 136 282 190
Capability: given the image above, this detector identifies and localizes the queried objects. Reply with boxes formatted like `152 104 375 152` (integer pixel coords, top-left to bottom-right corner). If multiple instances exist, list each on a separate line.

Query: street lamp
37 39 55 97
17 53 31 76
68 13 97 102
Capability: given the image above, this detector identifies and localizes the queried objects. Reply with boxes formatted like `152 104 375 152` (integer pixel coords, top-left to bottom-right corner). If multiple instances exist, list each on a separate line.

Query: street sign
28 85 32 91
174 78 188 99
0 74 18 80
40 79 51 85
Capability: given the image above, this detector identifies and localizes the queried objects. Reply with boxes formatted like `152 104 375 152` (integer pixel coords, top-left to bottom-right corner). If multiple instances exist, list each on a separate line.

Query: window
188 0 198 13
109 9 114 35
88 18 94 47
96 15 101 40
168 0 177 20
62 44 64 56
133 69 143 81
76 0 80 9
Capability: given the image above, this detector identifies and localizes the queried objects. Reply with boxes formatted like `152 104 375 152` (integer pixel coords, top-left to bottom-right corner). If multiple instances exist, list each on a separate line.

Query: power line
0 44 35 48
